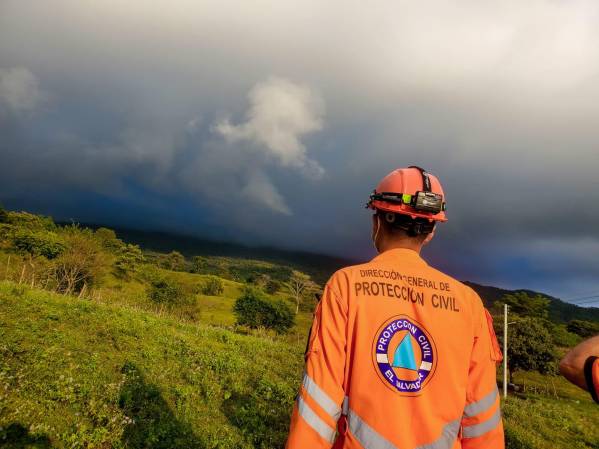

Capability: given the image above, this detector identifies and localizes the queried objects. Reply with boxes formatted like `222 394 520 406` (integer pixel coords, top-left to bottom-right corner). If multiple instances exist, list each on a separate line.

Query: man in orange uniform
286 166 504 449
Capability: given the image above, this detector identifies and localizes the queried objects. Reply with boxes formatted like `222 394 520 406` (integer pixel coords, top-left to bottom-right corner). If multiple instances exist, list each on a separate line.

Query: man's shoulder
424 265 481 299
325 262 373 287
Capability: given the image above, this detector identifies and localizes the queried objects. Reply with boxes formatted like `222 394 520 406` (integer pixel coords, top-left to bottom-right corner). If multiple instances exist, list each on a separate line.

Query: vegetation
567 319 599 338
233 287 295 334
503 317 557 382
465 281 599 323
202 276 225 296
160 251 186 272
148 277 189 306
0 208 598 448
284 270 318 314
115 244 145 279
501 291 550 318
0 282 301 449
0 204 8 223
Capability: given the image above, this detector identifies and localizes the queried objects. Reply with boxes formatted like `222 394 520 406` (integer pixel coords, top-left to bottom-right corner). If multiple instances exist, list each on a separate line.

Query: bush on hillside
499 316 558 382
95 227 125 252
265 279 281 295
567 319 599 338
201 276 224 296
159 251 186 271
5 211 56 230
51 226 107 295
148 278 189 306
115 244 145 279
0 204 8 223
247 273 270 288
233 287 294 334
191 256 207 274
11 229 65 260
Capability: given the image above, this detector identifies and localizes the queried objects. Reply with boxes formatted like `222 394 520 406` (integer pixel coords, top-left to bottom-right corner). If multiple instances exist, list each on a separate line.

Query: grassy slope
503 371 599 449
0 281 304 449
2 282 599 448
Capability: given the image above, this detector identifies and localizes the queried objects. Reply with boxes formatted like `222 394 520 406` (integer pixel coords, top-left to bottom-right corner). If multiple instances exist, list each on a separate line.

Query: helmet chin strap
372 214 382 253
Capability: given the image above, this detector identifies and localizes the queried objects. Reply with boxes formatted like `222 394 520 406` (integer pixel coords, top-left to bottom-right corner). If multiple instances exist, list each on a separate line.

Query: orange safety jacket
286 248 504 449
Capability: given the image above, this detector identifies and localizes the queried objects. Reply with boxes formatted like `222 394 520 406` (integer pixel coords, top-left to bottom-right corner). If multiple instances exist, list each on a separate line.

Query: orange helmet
366 166 447 222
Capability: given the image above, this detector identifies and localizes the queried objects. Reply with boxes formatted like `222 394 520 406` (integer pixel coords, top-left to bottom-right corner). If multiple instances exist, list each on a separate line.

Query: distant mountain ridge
463 282 599 324
81 224 599 324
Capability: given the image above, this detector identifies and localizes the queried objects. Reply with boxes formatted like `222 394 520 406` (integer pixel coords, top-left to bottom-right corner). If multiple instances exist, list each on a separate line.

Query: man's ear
423 228 435 246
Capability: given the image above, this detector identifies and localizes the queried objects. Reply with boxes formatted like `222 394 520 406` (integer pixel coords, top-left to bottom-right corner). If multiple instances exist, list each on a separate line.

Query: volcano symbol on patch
392 334 418 370
372 315 437 395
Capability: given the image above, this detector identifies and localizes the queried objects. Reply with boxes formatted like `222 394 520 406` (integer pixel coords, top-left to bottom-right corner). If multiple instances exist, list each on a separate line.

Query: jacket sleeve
286 279 348 449
460 298 505 449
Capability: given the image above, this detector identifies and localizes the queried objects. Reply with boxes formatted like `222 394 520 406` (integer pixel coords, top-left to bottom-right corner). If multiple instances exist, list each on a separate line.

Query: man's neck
377 238 423 254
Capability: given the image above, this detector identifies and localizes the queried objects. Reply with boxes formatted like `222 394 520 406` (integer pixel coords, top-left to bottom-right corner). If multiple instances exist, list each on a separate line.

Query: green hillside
465 281 599 324
75 225 348 286
1 208 599 448
2 282 599 449
78 224 599 323
0 281 303 449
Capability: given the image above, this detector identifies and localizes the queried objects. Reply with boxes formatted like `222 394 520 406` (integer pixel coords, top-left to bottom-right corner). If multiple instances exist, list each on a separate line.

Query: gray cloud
1 0 599 299
215 77 325 177
0 67 42 115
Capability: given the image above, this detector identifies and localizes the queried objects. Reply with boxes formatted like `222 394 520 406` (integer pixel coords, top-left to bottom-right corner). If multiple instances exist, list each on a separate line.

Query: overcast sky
1 0 598 301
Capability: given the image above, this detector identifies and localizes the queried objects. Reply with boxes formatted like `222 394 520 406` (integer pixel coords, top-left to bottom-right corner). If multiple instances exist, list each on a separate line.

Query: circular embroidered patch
372 315 437 395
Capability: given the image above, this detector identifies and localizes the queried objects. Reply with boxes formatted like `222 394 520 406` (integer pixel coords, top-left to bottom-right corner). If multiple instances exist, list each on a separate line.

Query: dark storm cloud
1 0 599 299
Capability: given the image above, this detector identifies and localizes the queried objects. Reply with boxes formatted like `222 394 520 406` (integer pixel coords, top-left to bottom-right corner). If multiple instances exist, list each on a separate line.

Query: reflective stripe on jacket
286 248 504 449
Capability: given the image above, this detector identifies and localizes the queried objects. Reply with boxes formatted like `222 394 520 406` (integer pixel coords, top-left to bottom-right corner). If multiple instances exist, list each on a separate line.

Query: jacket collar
371 248 428 266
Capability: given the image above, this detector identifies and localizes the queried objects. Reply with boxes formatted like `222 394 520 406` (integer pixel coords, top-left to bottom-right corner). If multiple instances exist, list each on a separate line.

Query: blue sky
1 0 599 302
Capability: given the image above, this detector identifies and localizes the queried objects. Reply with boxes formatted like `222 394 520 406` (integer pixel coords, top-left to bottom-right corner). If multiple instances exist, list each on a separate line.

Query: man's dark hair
376 211 434 240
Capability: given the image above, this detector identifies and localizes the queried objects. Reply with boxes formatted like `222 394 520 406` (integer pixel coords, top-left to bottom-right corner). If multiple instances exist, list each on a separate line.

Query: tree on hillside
500 292 550 319
191 256 207 274
248 273 270 289
285 270 315 314
0 204 8 223
500 316 557 382
265 279 281 295
115 244 145 279
12 229 65 260
11 229 65 286
162 251 186 271
95 227 124 252
201 276 224 296
148 277 188 306
51 226 107 295
233 287 294 334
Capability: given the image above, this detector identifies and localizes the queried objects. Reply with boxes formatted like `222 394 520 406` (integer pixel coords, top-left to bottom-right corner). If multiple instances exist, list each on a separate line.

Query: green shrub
0 204 8 223
549 323 582 348
159 251 186 271
265 280 281 295
48 226 108 295
5 211 56 230
202 276 224 296
502 317 558 381
12 229 65 259
115 244 145 278
95 227 124 252
233 287 294 334
148 278 188 305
